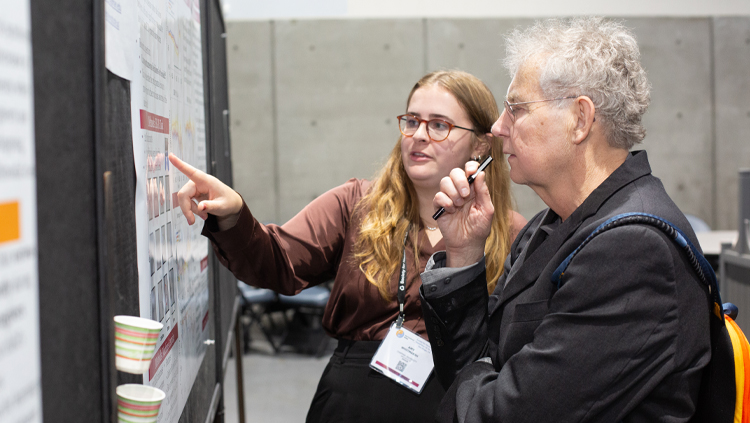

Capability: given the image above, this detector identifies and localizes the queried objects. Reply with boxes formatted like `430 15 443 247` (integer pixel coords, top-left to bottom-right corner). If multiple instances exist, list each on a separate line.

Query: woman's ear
472 134 492 158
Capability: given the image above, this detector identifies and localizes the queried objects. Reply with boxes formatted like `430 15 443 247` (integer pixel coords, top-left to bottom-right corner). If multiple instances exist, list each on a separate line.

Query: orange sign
0 201 20 243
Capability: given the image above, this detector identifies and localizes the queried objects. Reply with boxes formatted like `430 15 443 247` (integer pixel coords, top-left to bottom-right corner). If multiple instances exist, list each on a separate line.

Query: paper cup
116 384 166 423
114 315 163 374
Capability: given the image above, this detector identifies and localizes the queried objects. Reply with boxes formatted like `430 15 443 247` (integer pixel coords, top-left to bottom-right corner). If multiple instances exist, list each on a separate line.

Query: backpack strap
550 212 742 422
550 212 723 316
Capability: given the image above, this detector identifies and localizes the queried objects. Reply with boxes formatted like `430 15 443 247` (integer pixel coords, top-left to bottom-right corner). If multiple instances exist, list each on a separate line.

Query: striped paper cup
114 315 163 374
116 384 166 423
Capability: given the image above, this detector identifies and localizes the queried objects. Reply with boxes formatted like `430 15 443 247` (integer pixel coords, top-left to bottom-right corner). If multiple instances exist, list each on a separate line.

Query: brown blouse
202 178 444 341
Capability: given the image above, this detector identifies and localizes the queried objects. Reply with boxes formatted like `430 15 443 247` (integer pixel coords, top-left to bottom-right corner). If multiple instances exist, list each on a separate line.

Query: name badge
369 323 434 394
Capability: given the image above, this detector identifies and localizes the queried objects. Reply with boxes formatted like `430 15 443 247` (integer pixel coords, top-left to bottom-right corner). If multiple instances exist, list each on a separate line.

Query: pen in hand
432 156 494 220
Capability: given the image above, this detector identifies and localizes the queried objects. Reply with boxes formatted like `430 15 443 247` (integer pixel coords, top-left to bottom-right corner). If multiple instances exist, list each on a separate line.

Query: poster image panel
147 177 153 220
167 221 172 259
155 227 161 271
151 286 157 324
161 224 166 266
159 176 164 215
158 278 164 322
149 232 155 276
169 268 175 306
165 178 171 211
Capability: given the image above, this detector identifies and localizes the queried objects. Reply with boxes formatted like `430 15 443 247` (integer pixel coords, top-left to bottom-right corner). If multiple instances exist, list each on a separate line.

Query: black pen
432 156 494 220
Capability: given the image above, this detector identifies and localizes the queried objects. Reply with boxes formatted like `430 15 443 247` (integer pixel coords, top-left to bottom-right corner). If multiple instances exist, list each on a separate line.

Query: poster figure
159 176 165 215
163 275 169 315
155 227 161 270
161 224 166 267
167 221 172 259
151 287 157 322
165 179 171 211
169 268 175 306
152 178 159 219
165 137 170 171
149 232 155 275
158 278 165 322
147 177 153 220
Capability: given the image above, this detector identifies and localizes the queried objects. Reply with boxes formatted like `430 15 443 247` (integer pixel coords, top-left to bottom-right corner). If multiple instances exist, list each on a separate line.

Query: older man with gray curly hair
420 17 711 422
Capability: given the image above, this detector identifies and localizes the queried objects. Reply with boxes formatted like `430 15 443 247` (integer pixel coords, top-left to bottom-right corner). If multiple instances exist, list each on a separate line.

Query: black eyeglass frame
396 114 475 142
503 96 579 122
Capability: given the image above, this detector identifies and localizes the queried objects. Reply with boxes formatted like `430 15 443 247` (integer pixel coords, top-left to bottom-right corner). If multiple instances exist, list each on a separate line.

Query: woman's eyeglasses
397 114 474 142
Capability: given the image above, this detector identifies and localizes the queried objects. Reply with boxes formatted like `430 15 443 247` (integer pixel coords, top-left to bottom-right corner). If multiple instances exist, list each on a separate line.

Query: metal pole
234 311 246 423
737 169 750 255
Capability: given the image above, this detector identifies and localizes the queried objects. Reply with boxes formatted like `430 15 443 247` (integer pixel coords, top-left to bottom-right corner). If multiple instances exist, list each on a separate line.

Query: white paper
105 0 137 80
0 1 43 422
131 0 210 421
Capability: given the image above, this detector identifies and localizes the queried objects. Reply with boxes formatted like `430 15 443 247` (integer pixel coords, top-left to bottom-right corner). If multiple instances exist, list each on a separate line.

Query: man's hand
433 160 494 268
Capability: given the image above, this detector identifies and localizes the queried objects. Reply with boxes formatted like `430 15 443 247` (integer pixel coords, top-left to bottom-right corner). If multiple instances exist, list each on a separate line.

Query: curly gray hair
503 17 651 150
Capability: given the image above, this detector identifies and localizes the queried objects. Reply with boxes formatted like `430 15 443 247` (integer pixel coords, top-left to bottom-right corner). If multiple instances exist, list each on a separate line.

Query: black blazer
421 151 711 422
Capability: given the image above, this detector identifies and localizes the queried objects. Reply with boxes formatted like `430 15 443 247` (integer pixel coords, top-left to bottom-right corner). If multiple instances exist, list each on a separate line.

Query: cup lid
116 384 166 402
114 315 163 331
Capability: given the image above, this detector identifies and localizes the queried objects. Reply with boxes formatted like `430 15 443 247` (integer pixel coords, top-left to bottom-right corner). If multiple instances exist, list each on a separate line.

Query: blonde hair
352 70 515 300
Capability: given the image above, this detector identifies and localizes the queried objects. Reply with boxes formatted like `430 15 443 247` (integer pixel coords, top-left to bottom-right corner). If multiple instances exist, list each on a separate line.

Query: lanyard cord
395 226 410 329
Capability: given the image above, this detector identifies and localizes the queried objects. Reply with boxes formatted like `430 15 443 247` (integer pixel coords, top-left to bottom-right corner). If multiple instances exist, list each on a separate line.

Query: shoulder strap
550 212 723 317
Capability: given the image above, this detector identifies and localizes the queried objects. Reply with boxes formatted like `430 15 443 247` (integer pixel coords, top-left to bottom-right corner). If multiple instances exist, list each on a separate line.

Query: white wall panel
226 21 277 223
629 18 714 226
274 19 424 222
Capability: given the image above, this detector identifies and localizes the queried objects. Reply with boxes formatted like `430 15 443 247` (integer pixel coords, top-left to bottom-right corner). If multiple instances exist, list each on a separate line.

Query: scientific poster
0 1 43 422
130 0 210 421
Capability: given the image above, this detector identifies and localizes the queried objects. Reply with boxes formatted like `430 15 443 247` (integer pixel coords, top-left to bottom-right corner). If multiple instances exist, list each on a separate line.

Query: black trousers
306 339 446 423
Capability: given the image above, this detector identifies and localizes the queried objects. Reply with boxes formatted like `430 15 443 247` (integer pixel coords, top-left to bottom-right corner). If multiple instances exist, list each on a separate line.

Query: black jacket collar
497 150 653 305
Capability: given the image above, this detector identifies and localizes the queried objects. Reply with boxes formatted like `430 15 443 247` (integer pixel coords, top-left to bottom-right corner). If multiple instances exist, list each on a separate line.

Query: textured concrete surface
226 17 750 229
226 21 277 223
715 17 750 230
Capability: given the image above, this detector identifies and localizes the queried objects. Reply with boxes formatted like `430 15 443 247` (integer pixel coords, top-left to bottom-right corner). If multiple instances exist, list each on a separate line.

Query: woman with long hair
170 70 526 422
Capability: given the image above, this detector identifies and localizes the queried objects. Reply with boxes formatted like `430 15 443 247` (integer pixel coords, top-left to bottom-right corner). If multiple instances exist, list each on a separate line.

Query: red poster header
140 110 169 134
148 324 178 380
200 256 208 272
202 310 209 331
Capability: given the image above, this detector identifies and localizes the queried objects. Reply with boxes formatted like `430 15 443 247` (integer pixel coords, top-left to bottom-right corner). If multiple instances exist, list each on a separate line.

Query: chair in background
278 284 332 357
685 213 711 233
237 281 281 354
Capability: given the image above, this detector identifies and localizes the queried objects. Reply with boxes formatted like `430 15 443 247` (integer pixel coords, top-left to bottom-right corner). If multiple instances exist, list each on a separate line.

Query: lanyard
395 226 410 329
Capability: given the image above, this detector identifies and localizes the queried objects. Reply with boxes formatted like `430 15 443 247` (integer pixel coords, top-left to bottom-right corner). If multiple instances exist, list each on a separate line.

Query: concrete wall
222 0 750 20
226 17 750 229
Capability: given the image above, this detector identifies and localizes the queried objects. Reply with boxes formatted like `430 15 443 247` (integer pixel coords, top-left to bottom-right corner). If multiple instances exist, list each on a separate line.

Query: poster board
103 0 221 421
31 0 235 421
105 0 238 421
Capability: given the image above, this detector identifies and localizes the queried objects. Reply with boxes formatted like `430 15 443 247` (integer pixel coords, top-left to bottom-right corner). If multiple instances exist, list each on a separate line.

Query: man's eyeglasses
397 114 474 142
503 96 579 122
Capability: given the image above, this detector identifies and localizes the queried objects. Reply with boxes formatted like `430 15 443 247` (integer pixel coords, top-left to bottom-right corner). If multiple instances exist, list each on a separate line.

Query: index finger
169 153 201 181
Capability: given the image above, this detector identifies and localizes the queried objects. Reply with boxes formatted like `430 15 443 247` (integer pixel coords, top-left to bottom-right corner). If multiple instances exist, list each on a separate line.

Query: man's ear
573 96 596 145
